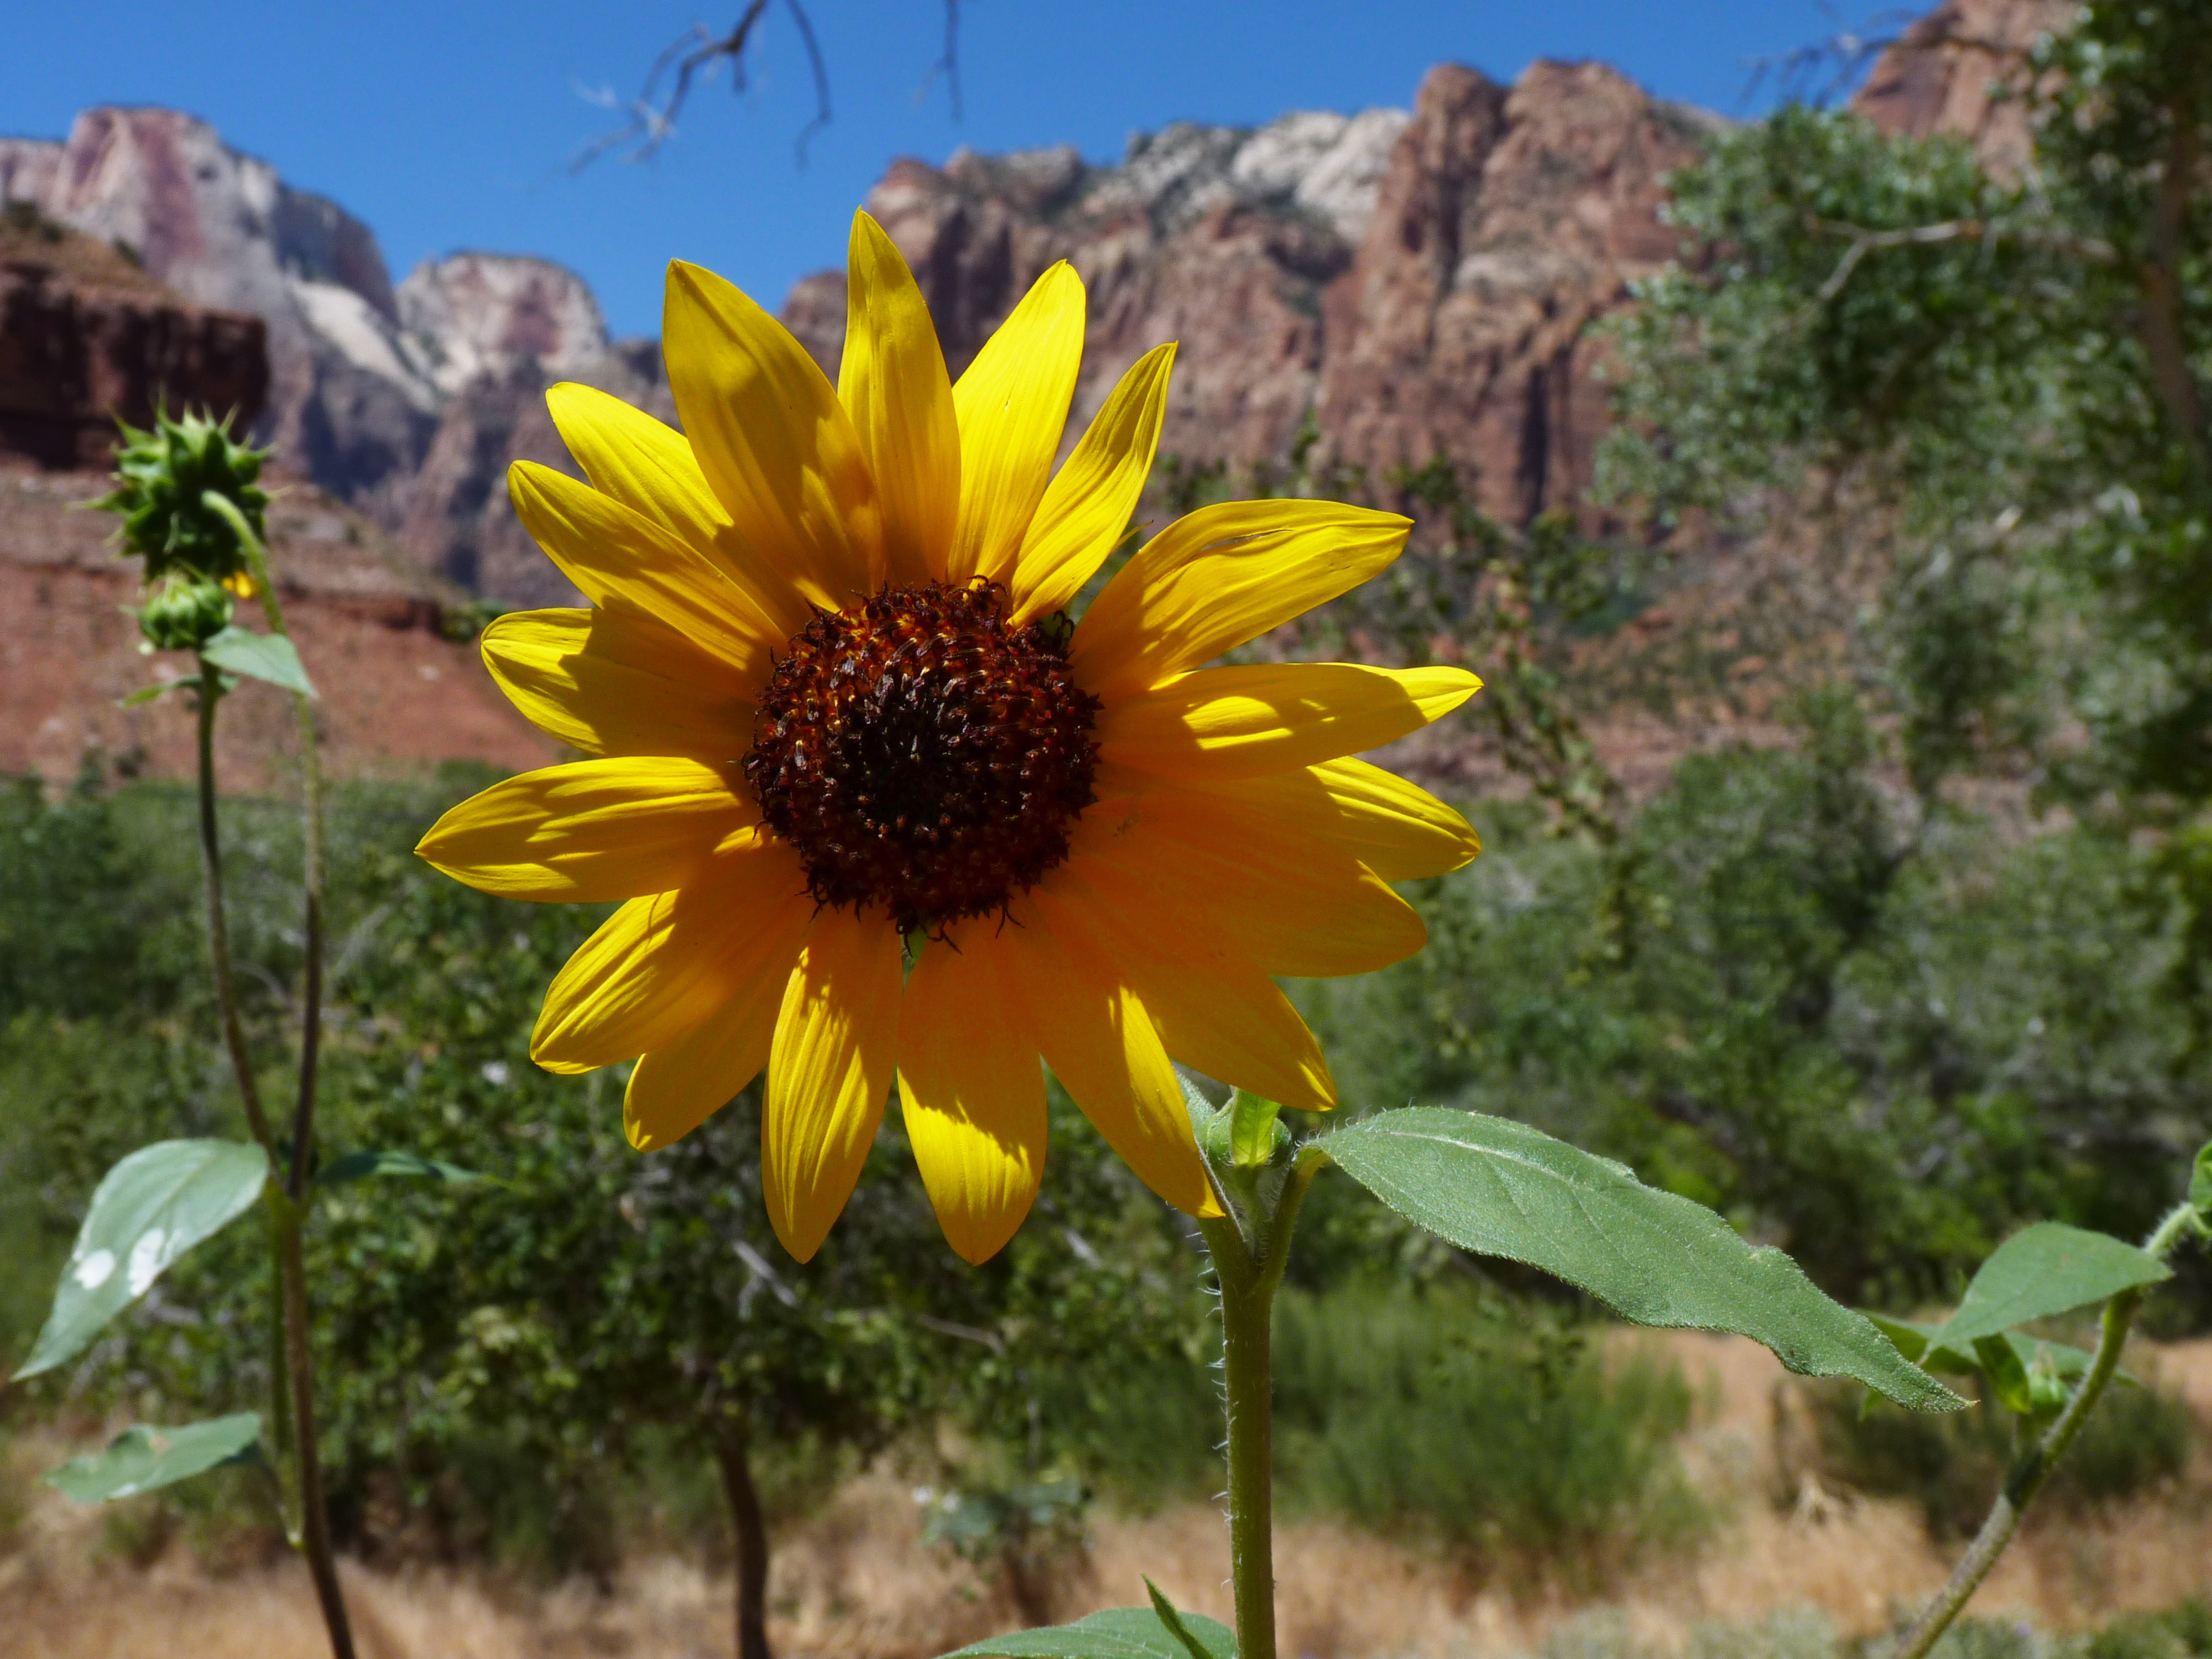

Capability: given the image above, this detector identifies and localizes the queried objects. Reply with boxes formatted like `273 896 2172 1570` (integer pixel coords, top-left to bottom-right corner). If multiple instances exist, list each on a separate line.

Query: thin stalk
1894 1200 2203 1659
202 489 327 1200
274 1193 353 1658
1193 1149 1327 1659
194 665 274 1152
265 1206 301 1545
191 499 355 1659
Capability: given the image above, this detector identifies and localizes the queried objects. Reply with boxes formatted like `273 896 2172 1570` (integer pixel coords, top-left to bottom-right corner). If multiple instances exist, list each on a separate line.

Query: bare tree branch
1805 213 2119 307
570 1 962 174
912 0 963 122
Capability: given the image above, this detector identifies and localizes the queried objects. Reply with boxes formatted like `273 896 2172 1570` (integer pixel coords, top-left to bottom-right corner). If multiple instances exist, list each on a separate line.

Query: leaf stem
1893 1199 2201 1659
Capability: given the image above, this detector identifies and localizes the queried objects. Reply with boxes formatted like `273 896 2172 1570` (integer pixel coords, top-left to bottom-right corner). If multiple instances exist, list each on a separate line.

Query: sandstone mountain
0 1 2059 789
0 106 667 602
0 208 552 784
785 64 1716 529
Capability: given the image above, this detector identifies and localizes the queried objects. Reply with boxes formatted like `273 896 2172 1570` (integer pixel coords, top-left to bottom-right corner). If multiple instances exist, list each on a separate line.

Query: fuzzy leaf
319 1150 482 1187
1321 1107 1962 1411
200 625 316 697
17 1140 269 1381
943 1605 1237 1658
46 1413 260 1503
1929 1222 2169 1352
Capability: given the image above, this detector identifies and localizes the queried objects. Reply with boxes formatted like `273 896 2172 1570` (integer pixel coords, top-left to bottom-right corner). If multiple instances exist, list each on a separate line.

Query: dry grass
4 1334 2209 1659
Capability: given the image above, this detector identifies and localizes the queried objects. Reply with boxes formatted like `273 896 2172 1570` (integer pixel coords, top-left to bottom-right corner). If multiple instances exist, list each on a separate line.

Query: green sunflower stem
1195 1146 1326 1659
1892 1198 2203 1659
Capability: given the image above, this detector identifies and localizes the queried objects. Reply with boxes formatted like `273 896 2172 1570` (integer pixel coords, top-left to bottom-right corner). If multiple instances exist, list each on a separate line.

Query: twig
1806 215 2119 305
570 1 962 171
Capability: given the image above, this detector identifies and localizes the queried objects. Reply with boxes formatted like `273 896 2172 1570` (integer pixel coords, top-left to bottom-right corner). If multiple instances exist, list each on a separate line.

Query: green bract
97 406 270 585
137 574 237 652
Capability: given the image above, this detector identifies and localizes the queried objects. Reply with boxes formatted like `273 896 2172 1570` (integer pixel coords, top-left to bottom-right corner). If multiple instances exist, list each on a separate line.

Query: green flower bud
139 573 237 653
97 406 272 586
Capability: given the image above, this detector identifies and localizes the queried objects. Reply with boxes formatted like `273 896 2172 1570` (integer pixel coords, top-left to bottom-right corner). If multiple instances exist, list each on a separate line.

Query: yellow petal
1071 500 1412 698
948 262 1086 586
531 828 811 1073
1029 869 1334 1113
417 757 755 902
896 931 1047 1264
996 894 1219 1218
508 461 781 674
664 261 885 612
1098 662 1483 781
479 608 759 762
1068 793 1427 978
1302 758 1482 880
764 906 902 1261
624 963 794 1152
841 212 958 587
1098 758 1481 883
545 381 814 638
1010 343 1176 623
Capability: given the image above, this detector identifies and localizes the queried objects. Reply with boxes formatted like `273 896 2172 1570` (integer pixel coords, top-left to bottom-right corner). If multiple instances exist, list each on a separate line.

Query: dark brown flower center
744 580 1100 934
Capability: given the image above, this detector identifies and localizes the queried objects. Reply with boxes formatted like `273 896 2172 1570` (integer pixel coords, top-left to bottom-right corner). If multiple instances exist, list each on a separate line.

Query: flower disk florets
745 581 1101 935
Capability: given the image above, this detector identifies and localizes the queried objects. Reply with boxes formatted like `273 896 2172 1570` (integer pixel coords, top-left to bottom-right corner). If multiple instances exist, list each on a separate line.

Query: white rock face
1274 107 1413 239
292 279 440 412
0 106 620 524
0 137 62 211
1019 102 1410 242
397 253 611 396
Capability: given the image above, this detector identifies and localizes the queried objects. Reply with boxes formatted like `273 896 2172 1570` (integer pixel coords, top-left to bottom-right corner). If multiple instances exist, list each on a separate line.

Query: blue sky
4 1 1867 338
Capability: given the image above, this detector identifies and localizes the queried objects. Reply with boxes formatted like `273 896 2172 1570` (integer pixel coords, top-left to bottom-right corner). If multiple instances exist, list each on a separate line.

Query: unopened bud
97 406 271 586
139 574 236 653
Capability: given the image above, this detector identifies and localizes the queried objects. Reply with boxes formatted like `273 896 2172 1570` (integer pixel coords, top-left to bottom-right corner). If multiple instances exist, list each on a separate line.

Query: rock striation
0 108 435 509
0 208 267 466
0 108 657 598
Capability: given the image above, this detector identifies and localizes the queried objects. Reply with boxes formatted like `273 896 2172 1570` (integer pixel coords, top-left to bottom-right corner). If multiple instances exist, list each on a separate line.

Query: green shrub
1812 1366 2194 1537
1271 1284 1705 1577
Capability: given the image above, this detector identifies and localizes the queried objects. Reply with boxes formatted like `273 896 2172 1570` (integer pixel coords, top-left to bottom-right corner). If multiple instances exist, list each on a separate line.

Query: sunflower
418 211 1482 1264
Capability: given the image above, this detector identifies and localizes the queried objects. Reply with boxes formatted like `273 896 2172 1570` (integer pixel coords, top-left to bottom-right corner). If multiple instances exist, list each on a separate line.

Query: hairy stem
1194 1149 1326 1659
1895 1200 2201 1659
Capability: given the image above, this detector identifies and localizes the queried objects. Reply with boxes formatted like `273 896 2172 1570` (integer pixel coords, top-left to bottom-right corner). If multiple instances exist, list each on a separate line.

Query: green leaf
1929 1222 2169 1352
1227 1091 1284 1170
1145 1579 1220 1659
1320 1108 1963 1411
1868 1312 2109 1417
1971 1334 2037 1416
942 1605 1236 1659
2191 1140 2212 1220
319 1150 482 1187
45 1413 260 1503
199 625 316 697
17 1139 269 1381
117 682 176 707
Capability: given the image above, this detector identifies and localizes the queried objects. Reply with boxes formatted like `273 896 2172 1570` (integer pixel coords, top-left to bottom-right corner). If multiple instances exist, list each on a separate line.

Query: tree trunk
714 1422 774 1659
